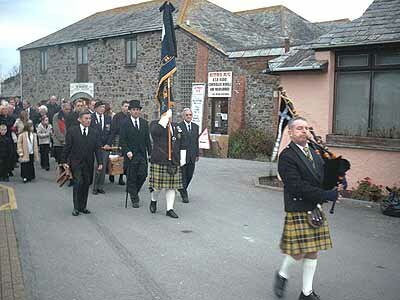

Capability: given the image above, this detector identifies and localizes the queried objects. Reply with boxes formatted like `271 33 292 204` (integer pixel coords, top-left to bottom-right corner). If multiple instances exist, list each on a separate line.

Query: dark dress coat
278 141 326 212
61 125 102 185
120 117 152 161
177 121 199 163
90 113 112 146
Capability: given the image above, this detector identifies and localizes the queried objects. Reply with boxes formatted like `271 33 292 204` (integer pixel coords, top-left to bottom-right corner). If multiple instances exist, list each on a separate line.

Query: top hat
128 100 142 110
94 101 105 109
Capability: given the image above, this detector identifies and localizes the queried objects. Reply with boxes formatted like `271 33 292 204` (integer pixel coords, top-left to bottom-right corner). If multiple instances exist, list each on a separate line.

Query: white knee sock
151 190 159 202
302 258 317 296
279 255 297 279
166 189 175 211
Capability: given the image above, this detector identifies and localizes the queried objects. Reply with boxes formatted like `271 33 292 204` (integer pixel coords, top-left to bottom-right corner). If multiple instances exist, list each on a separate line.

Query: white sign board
199 128 210 150
190 83 206 130
70 83 94 98
208 71 232 97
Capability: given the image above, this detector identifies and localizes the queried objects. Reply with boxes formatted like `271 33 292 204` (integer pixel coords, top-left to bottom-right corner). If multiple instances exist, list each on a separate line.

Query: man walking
177 108 199 203
110 100 130 185
62 110 102 216
91 101 112 195
119 100 152 208
274 117 338 300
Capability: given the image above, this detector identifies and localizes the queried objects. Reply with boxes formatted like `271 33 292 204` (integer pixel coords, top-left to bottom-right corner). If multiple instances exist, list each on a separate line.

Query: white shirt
27 133 34 154
80 124 89 136
184 120 192 132
96 113 104 130
295 143 312 158
131 117 140 129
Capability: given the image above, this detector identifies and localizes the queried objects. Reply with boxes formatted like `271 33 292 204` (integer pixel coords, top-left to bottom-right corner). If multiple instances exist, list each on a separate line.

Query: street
8 158 400 300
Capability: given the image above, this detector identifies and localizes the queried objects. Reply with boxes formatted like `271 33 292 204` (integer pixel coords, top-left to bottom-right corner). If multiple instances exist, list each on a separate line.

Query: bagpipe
272 88 351 213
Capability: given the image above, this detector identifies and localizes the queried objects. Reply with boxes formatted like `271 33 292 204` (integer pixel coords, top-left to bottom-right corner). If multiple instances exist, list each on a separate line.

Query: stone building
0 73 21 101
18 0 337 156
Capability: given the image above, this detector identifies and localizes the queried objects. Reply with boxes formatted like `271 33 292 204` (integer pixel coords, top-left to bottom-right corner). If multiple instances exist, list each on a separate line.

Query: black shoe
299 291 321 300
45 167 50 171
118 177 125 185
68 180 74 187
109 175 115 183
72 209 79 216
92 190 98 195
273 272 287 298
166 209 179 218
149 201 157 213
132 201 140 208
97 189 105 194
80 209 91 214
179 189 189 203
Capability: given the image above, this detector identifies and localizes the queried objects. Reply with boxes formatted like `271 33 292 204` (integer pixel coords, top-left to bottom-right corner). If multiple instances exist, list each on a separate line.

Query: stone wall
20 28 279 134
0 74 21 98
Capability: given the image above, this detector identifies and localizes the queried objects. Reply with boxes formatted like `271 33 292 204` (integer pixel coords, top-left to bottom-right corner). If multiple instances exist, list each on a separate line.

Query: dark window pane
77 47 82 64
211 98 229 134
338 54 369 67
335 72 370 136
371 71 400 138
131 39 137 64
375 52 400 66
77 64 88 82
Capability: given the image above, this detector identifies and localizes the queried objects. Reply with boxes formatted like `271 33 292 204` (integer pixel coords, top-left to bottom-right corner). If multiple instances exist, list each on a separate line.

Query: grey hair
39 105 48 113
288 116 308 129
182 107 192 116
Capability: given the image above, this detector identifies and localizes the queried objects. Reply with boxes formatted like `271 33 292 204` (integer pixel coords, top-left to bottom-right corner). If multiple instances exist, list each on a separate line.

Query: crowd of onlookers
0 96 120 184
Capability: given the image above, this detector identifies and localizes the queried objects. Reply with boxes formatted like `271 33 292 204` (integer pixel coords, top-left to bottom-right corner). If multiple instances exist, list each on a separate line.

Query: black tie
188 124 191 132
99 115 103 130
135 119 138 129
83 127 87 136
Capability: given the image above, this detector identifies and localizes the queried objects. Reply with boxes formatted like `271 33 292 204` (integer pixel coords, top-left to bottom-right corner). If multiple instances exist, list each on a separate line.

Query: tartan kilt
280 211 332 255
149 163 183 190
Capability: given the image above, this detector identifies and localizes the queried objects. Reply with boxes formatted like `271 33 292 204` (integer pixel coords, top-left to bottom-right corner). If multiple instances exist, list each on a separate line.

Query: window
334 50 400 139
211 98 229 134
77 46 88 82
40 49 48 73
125 38 137 65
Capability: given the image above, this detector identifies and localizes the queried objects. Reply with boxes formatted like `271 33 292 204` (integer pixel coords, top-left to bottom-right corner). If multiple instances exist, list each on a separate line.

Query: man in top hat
119 100 152 208
273 117 338 300
90 100 112 195
177 108 199 203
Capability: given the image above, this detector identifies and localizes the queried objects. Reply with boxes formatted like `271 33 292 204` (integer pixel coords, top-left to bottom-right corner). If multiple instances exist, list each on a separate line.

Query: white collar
80 124 88 134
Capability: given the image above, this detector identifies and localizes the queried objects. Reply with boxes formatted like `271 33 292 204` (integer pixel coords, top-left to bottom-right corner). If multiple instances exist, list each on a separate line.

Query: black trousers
21 154 35 180
53 146 64 164
72 167 90 211
126 158 148 201
0 159 9 179
39 144 50 169
180 162 196 191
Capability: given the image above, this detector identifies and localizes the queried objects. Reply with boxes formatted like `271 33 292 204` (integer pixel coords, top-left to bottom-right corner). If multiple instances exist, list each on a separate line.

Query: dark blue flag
156 1 177 117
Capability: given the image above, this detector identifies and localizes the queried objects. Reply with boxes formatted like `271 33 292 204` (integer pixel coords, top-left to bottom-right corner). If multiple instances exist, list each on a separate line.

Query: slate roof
19 0 284 54
313 0 400 49
267 46 328 73
179 0 283 53
314 19 350 33
19 0 183 50
236 5 325 46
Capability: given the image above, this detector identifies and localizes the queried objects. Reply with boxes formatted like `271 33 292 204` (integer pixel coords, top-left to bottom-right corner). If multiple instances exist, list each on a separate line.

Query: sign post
190 83 206 130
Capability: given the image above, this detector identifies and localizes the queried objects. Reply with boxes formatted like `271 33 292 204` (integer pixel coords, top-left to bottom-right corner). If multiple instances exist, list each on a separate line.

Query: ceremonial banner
156 1 177 116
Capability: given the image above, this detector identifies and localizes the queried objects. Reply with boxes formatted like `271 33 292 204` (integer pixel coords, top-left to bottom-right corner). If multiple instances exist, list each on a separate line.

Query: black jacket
61 125 102 185
0 135 13 160
278 141 326 212
46 103 61 125
177 121 199 163
120 117 152 161
111 111 129 141
90 113 112 146
150 121 182 166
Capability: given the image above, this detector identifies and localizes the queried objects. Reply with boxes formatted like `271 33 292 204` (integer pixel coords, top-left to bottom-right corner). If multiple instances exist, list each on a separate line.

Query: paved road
8 158 400 300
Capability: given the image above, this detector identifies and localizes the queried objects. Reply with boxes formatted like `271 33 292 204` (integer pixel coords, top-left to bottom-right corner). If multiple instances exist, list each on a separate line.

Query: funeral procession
0 0 400 299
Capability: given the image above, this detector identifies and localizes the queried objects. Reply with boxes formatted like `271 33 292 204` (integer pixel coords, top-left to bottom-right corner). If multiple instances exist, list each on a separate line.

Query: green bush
228 128 274 160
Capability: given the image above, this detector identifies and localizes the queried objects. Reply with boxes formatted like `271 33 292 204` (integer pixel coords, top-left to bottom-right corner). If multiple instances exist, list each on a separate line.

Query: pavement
2 157 400 300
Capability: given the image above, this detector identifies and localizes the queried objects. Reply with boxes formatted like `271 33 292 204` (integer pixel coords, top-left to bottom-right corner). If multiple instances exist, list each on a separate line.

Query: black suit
62 125 102 211
120 117 152 202
278 141 326 212
177 121 199 196
90 113 112 192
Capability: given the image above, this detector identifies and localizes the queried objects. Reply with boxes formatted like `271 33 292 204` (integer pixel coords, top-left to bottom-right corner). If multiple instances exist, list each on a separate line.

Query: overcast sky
0 0 373 78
